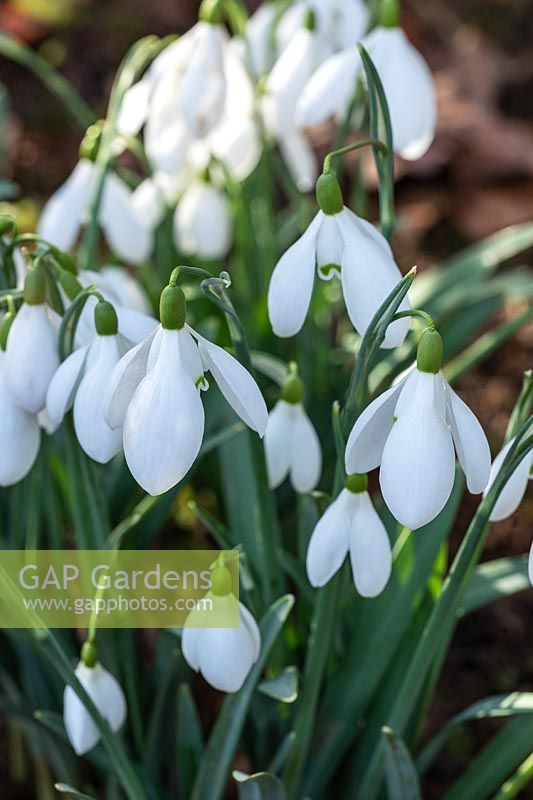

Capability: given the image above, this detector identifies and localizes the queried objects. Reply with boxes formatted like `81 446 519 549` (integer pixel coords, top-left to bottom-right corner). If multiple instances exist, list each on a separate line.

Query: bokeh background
1 0 532 796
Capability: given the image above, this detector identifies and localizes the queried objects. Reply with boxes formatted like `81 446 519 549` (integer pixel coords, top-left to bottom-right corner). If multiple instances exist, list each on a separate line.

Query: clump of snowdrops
0 0 532 798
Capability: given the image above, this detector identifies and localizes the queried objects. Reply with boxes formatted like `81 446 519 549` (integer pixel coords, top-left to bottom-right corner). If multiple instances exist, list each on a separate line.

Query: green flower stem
0 33 94 130
356 421 533 798
392 308 435 330
323 138 387 174
80 36 162 270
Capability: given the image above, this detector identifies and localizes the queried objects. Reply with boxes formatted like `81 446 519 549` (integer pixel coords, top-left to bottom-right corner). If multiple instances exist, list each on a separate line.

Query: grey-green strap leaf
176 683 204 800
258 666 298 703
55 783 99 800
234 771 287 800
382 727 422 800
460 556 530 615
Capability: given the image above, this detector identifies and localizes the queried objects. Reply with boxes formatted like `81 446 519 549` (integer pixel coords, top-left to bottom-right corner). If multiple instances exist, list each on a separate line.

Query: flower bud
0 216 16 236
379 0 401 28
416 328 443 374
79 121 104 163
281 362 304 405
94 300 118 336
0 311 15 351
81 641 98 669
160 285 186 330
316 172 344 216
346 473 368 494
210 565 232 596
23 267 47 305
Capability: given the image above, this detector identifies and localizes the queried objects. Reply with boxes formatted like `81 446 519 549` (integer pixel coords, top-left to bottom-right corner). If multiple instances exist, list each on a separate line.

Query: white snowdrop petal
345 379 406 473
209 115 261 183
333 0 370 49
446 384 491 494
238 601 261 661
117 79 151 135
145 72 191 174
178 328 206 386
349 492 392 597
290 404 322 492
196 602 259 693
529 540 533 588
278 128 318 194
180 23 226 138
264 29 318 136
74 336 125 463
194 333 268 436
5 304 60 414
123 331 204 495
306 489 352 587
174 181 233 260
267 213 321 337
245 2 278 77
380 372 456 530
100 173 152 264
115 306 158 345
316 214 343 278
337 213 410 348
99 266 152 315
296 48 360 128
63 684 100 756
104 329 158 429
181 626 202 671
264 401 294 489
130 178 166 231
0 353 40 486
486 438 532 522
38 159 96 251
46 344 90 425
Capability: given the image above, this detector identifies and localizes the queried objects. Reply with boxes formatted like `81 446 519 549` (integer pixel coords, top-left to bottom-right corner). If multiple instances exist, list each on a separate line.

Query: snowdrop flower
104 278 268 495
306 473 392 596
5 268 60 414
182 564 260 693
63 643 126 756
173 178 233 260
276 0 370 56
38 156 164 265
0 314 40 486
47 301 130 463
262 10 325 191
483 436 532 523
180 17 226 138
297 7 436 161
268 171 410 346
265 363 321 492
345 329 491 530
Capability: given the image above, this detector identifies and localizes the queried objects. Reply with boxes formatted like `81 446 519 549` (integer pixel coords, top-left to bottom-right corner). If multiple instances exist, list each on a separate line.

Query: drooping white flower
267 172 410 346
345 330 491 530
275 0 369 56
5 269 60 414
63 660 126 755
306 474 392 597
297 26 436 161
180 21 227 138
182 589 260 693
484 436 533 522
173 179 233 260
47 301 130 463
264 365 321 492
104 283 268 495
0 348 40 486
38 159 164 265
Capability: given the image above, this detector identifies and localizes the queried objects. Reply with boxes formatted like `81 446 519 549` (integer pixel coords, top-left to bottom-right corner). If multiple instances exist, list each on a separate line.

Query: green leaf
191 595 294 800
443 717 533 800
251 351 288 386
493 752 533 800
176 683 204 800
460 556 530 615
55 784 98 800
382 727 421 800
258 666 298 703
234 771 287 800
418 692 533 774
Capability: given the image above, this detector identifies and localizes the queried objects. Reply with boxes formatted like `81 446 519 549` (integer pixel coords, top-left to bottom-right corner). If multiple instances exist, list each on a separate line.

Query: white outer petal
180 23 226 138
116 79 151 135
209 115 262 183
296 48 360 128
174 181 233 260
99 266 152 314
0 352 40 486
104 329 159 429
267 212 322 337
5 304 60 413
38 159 96 251
380 371 456 530
264 401 294 489
145 70 191 174
46 344 90 425
348 492 392 597
278 128 318 193
115 306 158 344
345 378 407 473
245 2 278 77
100 173 152 264
191 329 268 436
130 178 166 231
123 330 204 495
485 438 533 522
336 212 410 348
306 489 353 587
74 336 126 463
445 383 491 494
290 403 322 492
63 662 126 756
